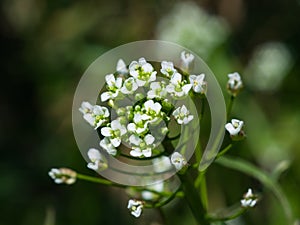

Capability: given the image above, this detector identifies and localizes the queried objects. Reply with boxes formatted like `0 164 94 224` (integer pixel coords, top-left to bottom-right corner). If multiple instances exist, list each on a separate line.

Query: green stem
178 172 210 225
215 144 233 159
227 95 235 119
208 207 247 222
76 173 125 188
194 171 208 210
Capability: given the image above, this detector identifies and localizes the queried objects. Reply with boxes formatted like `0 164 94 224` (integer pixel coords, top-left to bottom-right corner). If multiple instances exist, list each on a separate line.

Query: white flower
127 199 143 218
120 77 138 94
101 74 123 102
172 105 194 125
79 102 109 129
240 188 257 208
79 101 93 114
166 72 192 97
48 168 77 185
152 156 172 173
141 182 164 200
225 119 244 136
101 119 127 147
171 152 187 171
116 59 128 74
147 81 167 99
129 58 157 86
92 105 110 129
129 134 155 158
144 100 162 116
181 51 194 71
87 148 108 171
99 137 117 156
127 112 151 134
160 61 177 77
189 74 207 94
227 72 243 96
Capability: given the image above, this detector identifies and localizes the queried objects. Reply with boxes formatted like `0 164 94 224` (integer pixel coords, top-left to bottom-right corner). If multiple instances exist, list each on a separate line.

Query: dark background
1 0 300 224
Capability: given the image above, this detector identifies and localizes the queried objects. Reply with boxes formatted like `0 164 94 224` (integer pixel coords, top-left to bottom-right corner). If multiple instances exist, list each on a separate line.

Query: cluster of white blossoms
79 52 207 163
240 188 258 208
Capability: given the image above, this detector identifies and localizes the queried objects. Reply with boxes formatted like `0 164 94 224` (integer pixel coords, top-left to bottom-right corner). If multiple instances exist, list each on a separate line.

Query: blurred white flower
166 72 192 97
101 119 127 147
48 168 77 185
87 148 108 171
152 156 172 173
127 112 151 134
156 2 229 59
225 119 244 136
244 42 293 91
189 74 207 94
181 51 194 71
99 137 117 156
160 61 177 77
129 134 155 158
147 81 167 99
79 102 109 129
121 77 138 94
116 59 128 74
129 58 157 86
171 152 187 171
141 182 164 200
173 105 194 125
240 188 257 208
101 74 123 101
227 72 243 96
127 199 143 218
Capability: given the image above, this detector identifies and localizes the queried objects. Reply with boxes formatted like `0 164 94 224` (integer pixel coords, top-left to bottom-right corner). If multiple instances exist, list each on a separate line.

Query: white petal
116 59 127 74
144 134 155 145
115 77 123 88
87 148 102 161
101 127 112 137
171 73 182 84
142 148 152 157
129 134 141 146
225 123 238 135
136 79 146 87
110 138 121 147
83 114 95 126
101 92 111 102
182 84 192 94
130 148 142 157
105 74 115 87
87 162 98 171
127 123 136 132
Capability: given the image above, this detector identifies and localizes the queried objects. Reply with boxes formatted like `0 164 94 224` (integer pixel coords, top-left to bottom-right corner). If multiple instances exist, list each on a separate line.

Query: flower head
120 77 138 94
127 199 144 218
172 105 194 125
227 72 243 96
241 188 258 208
171 152 187 171
99 137 118 156
160 61 177 77
48 168 77 185
101 119 127 147
189 74 207 94
129 134 155 158
166 72 192 98
225 119 245 140
129 58 157 86
147 81 167 99
101 74 123 102
87 148 108 171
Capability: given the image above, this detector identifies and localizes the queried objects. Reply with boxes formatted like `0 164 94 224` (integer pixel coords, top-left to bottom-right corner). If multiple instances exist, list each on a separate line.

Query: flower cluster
240 188 258 208
48 168 77 185
79 52 207 160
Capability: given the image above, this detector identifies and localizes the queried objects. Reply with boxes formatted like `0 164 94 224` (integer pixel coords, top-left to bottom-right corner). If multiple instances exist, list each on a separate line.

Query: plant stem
178 172 210 225
227 95 235 119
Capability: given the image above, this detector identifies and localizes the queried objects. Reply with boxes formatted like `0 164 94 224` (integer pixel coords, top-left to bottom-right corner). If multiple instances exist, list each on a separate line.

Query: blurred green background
1 0 300 224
